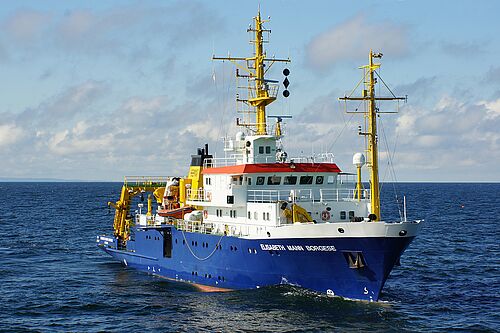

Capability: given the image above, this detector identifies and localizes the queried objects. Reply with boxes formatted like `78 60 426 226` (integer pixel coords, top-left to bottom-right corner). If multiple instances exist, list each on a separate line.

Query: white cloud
3 9 51 42
480 98 500 119
0 123 24 147
307 14 408 69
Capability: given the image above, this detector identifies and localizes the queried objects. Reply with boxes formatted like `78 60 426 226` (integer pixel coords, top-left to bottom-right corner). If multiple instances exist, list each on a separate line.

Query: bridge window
340 211 346 220
265 146 271 154
316 176 324 184
256 176 265 185
299 176 313 185
327 175 335 184
267 176 281 185
247 177 252 185
284 176 297 185
349 211 355 219
259 146 264 154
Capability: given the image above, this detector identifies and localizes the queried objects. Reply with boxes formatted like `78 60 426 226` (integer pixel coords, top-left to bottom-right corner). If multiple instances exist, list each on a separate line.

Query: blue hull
98 226 414 301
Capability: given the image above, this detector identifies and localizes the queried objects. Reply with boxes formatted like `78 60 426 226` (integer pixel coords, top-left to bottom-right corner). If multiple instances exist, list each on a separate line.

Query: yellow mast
367 50 381 219
213 10 290 134
339 51 406 221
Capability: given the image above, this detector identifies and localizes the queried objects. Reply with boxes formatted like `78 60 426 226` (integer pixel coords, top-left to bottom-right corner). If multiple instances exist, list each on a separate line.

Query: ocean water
0 182 498 332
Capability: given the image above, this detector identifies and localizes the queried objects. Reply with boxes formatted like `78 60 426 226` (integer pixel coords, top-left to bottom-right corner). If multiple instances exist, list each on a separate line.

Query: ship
97 11 423 301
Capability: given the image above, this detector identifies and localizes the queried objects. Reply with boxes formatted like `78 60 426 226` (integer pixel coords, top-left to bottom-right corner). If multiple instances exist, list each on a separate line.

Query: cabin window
349 211 355 220
266 212 270 220
267 176 281 185
259 146 264 154
248 211 251 219
340 211 346 220
265 146 271 154
327 175 335 184
299 176 313 185
254 212 258 219
227 195 234 204
247 177 252 185
232 176 243 185
284 176 297 185
256 176 265 185
316 176 324 185
263 212 266 220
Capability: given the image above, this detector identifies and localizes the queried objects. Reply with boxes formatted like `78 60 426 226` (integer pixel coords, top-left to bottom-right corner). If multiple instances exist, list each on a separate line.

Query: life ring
321 210 331 221
203 210 208 219
206 192 212 201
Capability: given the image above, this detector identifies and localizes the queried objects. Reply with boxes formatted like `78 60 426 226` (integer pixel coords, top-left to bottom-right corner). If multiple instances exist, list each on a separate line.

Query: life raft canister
321 210 331 221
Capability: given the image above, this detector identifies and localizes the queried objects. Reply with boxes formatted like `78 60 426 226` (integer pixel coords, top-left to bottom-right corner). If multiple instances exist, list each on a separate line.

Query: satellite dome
353 153 366 167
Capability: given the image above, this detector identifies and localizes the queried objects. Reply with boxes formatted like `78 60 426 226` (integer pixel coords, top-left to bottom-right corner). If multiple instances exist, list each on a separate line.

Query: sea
0 182 498 332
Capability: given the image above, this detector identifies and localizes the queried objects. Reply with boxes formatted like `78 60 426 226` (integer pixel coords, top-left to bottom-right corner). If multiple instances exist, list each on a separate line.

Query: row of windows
258 146 272 154
257 175 326 186
215 209 238 218
206 175 334 186
340 211 356 220
247 211 270 220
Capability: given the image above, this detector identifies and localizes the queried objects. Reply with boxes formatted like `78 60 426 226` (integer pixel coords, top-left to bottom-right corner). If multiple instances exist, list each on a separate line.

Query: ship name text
260 244 336 252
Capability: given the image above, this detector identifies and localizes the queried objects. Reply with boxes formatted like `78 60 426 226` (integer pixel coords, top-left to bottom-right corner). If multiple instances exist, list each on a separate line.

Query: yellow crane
108 177 167 244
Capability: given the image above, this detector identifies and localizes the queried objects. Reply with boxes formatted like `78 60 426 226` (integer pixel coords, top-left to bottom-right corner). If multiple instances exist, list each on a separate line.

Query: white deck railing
186 188 210 202
247 188 369 203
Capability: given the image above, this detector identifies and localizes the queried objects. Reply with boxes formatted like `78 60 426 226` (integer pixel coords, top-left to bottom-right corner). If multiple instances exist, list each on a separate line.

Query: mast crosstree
339 51 406 221
213 10 290 135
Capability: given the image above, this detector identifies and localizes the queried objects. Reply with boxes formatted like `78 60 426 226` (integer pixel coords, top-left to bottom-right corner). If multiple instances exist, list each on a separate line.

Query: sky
0 0 499 182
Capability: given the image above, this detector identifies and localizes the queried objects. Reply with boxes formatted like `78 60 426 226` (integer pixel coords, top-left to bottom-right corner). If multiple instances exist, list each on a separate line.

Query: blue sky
0 0 499 181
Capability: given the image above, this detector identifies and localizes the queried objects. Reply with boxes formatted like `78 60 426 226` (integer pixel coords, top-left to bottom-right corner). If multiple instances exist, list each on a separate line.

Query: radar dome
353 153 366 167
235 131 246 141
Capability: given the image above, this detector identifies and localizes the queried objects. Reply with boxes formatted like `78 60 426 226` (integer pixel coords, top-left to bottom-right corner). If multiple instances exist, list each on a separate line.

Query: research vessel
97 11 422 301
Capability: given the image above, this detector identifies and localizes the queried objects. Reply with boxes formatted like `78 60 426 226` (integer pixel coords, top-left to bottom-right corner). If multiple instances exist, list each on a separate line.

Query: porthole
399 230 407 236
338 228 345 233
